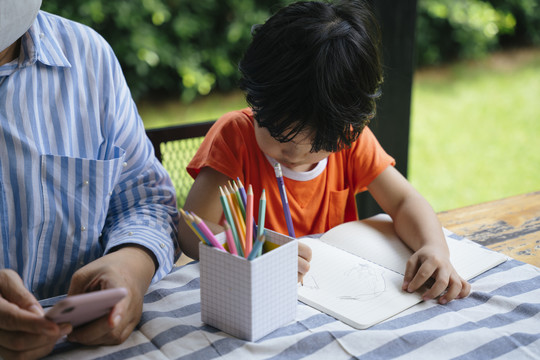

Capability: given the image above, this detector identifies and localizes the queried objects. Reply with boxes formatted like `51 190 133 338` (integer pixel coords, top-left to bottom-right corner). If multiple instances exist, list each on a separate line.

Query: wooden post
357 0 418 219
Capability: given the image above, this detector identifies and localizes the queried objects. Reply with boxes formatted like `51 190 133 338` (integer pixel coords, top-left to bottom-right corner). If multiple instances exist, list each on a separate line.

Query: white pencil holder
199 230 297 341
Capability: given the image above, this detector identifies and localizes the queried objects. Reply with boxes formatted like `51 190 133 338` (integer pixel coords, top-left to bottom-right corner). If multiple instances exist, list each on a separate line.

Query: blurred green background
41 0 540 211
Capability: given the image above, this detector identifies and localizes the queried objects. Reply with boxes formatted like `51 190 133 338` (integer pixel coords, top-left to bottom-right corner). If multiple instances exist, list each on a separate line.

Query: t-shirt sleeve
346 127 396 193
187 110 252 180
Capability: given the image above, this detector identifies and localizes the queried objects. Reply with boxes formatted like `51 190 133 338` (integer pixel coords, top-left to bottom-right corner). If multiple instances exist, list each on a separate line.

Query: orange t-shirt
187 108 395 237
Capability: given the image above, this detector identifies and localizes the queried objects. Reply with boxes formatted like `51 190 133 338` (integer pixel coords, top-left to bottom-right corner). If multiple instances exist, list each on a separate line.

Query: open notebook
297 214 507 329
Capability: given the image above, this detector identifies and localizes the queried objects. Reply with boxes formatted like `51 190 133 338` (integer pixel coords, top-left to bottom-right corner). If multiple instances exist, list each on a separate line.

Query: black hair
238 0 383 153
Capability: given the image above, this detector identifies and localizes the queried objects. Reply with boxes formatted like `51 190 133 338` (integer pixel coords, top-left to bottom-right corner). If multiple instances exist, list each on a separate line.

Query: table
438 191 540 267
45 194 540 359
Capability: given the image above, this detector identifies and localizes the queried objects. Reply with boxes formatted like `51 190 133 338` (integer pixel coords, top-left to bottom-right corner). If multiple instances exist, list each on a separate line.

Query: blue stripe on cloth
143 278 201 304
373 273 540 331
90 325 223 360
105 311 342 359
92 342 162 360
264 312 339 340
174 333 247 360
266 331 354 360
360 302 540 359
451 332 540 360
138 303 201 327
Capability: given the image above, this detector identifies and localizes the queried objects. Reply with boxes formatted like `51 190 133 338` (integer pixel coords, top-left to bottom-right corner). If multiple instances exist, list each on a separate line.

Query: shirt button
122 162 128 167
39 33 45 39
160 243 165 248
128 231 133 236
81 226 86 231
83 180 89 186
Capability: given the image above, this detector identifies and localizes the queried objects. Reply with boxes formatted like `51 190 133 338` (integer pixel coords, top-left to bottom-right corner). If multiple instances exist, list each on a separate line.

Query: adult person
0 1 180 358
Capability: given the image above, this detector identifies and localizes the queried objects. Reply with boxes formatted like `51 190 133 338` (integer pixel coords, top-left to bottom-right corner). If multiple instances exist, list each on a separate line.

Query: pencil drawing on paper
338 263 386 300
302 263 386 301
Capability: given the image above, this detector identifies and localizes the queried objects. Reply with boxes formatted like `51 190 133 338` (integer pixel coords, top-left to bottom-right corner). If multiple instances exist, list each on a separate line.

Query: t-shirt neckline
264 154 327 182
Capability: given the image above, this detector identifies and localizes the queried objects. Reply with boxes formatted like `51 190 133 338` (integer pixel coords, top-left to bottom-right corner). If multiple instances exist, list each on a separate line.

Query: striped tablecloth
45 235 540 360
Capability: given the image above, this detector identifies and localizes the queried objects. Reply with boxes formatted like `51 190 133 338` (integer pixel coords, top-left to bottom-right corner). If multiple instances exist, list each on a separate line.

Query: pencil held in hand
274 163 295 238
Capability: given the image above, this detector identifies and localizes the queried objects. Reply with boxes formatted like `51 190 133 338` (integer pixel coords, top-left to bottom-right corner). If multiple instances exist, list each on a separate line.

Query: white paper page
298 238 422 329
444 229 508 280
318 214 506 280
318 214 412 275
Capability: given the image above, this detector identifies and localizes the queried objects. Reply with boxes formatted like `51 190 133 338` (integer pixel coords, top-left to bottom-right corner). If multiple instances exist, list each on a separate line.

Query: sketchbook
297 214 507 329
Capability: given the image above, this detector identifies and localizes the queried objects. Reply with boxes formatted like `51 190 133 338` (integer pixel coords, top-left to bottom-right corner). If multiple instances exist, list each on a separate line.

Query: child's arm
367 166 471 304
180 167 229 260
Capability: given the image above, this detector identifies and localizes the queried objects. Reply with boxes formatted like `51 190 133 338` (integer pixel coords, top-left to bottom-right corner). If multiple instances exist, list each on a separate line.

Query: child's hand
402 245 471 304
298 242 312 284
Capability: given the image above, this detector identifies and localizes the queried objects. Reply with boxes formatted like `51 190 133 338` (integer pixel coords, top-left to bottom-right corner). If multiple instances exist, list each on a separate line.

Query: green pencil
257 189 266 256
219 186 243 257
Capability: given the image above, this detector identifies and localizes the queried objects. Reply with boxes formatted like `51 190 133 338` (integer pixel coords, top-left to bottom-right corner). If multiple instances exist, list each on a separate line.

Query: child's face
254 122 331 172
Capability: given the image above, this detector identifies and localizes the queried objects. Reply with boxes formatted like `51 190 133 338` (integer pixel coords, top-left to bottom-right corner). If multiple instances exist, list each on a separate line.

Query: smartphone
45 287 128 327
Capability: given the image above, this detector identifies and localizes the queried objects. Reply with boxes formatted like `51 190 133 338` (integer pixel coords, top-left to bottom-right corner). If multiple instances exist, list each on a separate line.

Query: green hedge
416 0 540 65
41 0 540 101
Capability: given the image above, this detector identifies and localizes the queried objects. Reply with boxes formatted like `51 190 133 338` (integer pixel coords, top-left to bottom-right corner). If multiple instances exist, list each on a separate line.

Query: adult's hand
0 269 72 360
65 245 156 345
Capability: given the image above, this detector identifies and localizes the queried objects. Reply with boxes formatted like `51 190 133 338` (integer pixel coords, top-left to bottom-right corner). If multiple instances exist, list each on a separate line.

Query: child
180 0 470 304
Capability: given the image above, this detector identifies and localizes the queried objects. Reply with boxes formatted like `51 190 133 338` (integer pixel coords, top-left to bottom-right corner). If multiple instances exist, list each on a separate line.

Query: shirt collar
16 11 71 70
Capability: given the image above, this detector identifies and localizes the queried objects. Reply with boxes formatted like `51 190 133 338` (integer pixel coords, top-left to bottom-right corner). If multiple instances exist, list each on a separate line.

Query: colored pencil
233 182 246 218
223 220 238 255
219 187 243 257
179 208 208 245
225 187 246 253
257 190 266 239
273 163 296 237
257 189 266 257
236 177 248 208
238 177 258 244
248 234 266 260
245 184 254 256
192 214 226 251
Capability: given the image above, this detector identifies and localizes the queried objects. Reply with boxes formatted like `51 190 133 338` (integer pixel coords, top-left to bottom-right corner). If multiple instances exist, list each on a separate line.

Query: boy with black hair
181 0 470 304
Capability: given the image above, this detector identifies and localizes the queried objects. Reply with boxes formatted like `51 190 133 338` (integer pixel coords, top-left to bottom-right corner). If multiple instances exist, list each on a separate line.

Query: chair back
146 121 215 207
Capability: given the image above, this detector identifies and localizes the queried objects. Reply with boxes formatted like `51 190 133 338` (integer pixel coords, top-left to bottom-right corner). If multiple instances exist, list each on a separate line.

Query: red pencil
223 220 238 255
192 214 226 252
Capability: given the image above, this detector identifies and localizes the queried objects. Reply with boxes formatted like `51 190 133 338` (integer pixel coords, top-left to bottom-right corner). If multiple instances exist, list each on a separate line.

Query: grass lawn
138 47 540 212
409 47 540 211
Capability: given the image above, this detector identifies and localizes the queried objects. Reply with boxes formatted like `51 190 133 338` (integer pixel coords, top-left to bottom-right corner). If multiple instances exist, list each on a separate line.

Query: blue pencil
248 234 266 260
238 177 257 244
273 163 295 238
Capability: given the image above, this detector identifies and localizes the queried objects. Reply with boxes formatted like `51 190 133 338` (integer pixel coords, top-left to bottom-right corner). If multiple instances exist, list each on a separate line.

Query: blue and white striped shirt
0 11 180 300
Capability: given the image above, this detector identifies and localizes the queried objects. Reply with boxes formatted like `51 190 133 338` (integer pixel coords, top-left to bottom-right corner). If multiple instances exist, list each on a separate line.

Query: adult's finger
0 323 71 351
0 269 42 313
0 337 59 360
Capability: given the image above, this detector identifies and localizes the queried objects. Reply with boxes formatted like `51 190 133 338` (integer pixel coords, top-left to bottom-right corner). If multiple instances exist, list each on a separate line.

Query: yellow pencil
225 187 246 253
179 208 207 245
